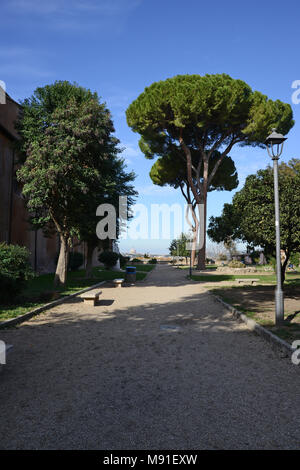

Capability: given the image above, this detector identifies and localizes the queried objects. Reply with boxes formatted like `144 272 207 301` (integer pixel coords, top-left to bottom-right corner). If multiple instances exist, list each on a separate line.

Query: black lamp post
265 128 287 325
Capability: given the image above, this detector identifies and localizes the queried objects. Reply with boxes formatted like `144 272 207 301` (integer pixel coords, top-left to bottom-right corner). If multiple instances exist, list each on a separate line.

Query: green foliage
16 80 137 284
17 82 116 232
268 256 277 272
0 243 33 302
169 233 191 259
119 255 130 269
290 253 300 266
98 250 119 269
228 260 245 269
127 74 293 146
75 155 137 246
218 254 228 261
208 159 300 281
148 258 157 264
127 74 293 267
15 80 98 163
149 151 238 192
207 204 240 244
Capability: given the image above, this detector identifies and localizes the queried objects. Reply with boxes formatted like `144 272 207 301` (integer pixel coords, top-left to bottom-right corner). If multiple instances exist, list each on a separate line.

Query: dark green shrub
248 250 261 264
268 256 276 272
98 250 119 269
148 258 157 264
68 251 84 271
228 260 245 268
131 258 142 263
0 243 33 303
290 252 300 266
119 255 130 269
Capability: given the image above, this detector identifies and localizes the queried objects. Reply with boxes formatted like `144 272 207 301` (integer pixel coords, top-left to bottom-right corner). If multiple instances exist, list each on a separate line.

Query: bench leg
83 299 96 306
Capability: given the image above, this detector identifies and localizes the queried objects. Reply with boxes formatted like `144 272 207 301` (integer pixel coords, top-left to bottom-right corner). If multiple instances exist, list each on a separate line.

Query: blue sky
1 0 300 254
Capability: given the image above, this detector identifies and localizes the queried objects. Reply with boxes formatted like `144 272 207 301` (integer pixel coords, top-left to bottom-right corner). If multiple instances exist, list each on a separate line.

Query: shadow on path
0 265 300 450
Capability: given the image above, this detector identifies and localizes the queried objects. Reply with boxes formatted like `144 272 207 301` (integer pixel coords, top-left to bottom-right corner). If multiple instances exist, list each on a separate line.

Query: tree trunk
85 243 95 279
190 206 199 267
197 154 208 271
191 248 196 267
191 227 198 266
179 137 209 271
197 193 207 270
184 201 198 268
54 234 68 286
281 251 290 285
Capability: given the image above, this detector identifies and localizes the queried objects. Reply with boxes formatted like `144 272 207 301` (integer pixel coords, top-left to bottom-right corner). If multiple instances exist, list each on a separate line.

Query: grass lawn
190 271 300 286
180 264 217 270
191 273 275 283
129 264 156 272
0 267 147 322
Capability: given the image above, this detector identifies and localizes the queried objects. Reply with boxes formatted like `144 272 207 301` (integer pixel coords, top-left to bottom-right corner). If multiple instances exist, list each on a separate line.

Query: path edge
0 281 106 330
212 293 294 358
134 264 157 284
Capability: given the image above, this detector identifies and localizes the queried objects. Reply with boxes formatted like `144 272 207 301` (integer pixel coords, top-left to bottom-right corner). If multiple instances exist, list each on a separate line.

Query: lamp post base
275 288 284 325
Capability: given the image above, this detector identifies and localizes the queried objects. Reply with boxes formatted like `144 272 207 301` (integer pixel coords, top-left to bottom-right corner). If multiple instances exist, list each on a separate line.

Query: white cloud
5 0 142 31
0 46 52 82
8 0 141 15
1 63 52 79
7 0 61 14
106 93 136 111
121 143 140 159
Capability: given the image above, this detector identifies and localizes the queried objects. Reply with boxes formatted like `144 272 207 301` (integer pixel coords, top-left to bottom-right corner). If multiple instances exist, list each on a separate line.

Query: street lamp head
265 128 287 160
265 128 287 146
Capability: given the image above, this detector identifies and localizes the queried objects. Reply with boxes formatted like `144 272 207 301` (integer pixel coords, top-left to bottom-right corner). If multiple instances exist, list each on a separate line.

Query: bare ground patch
211 284 300 344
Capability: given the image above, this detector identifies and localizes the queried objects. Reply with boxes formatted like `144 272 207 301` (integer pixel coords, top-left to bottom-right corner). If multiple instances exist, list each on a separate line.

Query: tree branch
207 136 238 186
179 136 201 203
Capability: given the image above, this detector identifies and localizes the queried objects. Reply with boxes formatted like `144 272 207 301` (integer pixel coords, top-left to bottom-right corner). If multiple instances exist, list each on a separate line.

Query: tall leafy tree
150 151 238 265
126 74 294 269
169 233 191 263
208 159 300 282
17 81 123 286
73 156 137 278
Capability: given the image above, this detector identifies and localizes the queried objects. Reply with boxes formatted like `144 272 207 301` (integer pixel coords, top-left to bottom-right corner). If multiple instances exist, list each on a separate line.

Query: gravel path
0 264 299 450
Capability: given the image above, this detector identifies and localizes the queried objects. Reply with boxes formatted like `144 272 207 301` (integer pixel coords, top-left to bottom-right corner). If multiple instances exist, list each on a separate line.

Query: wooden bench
112 278 124 288
80 290 102 306
236 278 260 285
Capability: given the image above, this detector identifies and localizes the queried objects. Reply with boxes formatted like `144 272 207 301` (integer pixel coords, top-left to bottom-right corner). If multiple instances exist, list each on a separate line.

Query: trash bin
125 266 136 283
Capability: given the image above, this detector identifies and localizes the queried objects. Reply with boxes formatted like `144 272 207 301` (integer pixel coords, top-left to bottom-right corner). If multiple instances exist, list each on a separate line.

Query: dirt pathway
0 264 299 449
